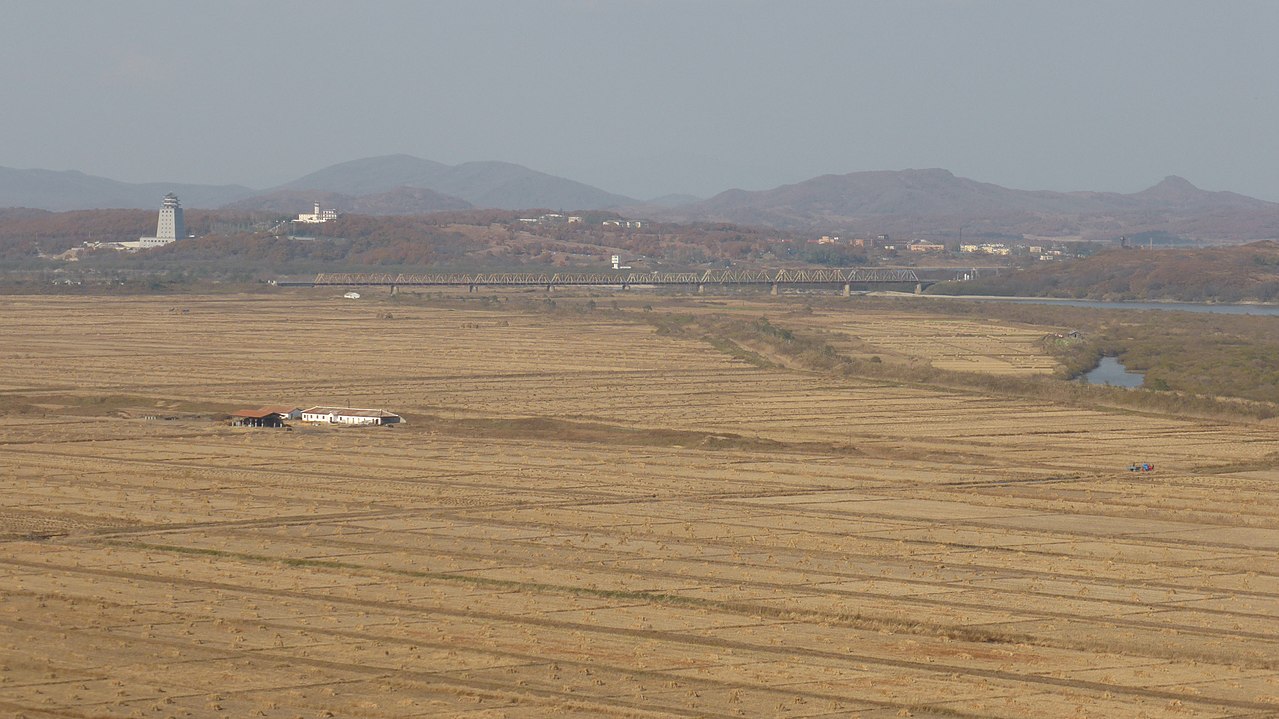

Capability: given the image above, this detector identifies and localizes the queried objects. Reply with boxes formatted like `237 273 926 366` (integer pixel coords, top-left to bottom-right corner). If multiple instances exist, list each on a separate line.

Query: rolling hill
0 167 254 211
223 186 473 215
274 154 636 210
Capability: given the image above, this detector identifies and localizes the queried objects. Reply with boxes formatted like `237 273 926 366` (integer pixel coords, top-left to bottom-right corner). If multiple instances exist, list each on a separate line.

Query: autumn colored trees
929 242 1279 303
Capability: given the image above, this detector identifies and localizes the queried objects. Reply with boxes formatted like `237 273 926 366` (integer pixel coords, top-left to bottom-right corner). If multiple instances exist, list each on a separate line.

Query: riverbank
867 291 1279 315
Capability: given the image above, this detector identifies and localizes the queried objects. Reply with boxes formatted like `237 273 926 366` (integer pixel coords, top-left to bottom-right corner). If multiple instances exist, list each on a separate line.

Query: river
913 295 1279 316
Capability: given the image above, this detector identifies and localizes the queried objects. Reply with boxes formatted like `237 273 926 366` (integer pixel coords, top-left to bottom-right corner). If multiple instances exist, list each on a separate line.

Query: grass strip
647 310 1279 422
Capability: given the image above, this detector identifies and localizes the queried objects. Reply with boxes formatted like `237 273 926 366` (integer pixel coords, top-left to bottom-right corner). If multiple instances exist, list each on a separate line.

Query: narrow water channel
1080 356 1145 388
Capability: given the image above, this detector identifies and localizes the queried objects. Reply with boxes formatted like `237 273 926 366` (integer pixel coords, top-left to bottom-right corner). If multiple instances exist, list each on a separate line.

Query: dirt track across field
1 293 1278 718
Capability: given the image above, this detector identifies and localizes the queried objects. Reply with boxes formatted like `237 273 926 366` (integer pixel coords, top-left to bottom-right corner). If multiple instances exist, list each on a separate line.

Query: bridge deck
306 268 923 287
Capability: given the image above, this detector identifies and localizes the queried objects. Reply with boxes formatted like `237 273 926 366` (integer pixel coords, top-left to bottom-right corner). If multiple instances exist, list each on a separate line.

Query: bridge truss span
310 267 921 289
771 268 920 284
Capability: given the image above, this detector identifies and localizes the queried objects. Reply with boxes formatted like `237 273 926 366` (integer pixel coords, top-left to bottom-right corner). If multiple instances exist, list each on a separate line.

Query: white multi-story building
295 202 339 223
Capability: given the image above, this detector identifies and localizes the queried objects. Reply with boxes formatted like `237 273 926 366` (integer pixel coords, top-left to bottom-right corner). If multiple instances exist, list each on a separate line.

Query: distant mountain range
696 169 1267 220
655 169 1279 240
2 157 1278 241
0 155 636 215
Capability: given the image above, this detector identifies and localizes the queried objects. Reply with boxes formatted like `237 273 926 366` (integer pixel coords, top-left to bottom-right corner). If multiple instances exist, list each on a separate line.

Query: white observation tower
136 193 185 248
156 193 185 242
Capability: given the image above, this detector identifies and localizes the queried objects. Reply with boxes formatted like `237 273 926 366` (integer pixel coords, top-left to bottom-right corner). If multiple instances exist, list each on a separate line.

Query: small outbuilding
229 406 303 427
301 406 403 426
258 406 303 420
230 409 286 427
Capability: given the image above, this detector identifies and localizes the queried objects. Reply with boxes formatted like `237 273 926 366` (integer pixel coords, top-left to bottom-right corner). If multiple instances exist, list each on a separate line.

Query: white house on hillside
295 202 339 223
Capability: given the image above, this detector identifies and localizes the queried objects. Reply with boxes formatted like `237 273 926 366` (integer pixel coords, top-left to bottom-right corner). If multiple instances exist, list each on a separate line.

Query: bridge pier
468 284 476 293
390 284 398 296
915 283 923 295
842 282 851 297
770 283 778 296
697 283 704 294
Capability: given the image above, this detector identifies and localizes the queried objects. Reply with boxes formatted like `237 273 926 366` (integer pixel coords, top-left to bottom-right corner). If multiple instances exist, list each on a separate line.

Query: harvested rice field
1 292 1278 718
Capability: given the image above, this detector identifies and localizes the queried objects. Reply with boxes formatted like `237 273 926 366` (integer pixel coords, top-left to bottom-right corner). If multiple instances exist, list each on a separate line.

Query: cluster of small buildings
1028 245 1068 261
805 233 1076 260
960 242 1012 256
810 234 896 249
229 405 403 428
906 240 946 253
961 242 1069 260
515 214 643 229
809 235 943 252
518 213 584 225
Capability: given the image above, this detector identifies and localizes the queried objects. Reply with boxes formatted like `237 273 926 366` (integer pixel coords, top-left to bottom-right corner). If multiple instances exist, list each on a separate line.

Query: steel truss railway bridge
293 268 934 295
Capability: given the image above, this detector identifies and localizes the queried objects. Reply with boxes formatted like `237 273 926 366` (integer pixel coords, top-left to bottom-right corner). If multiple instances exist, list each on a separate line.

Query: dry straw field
1 291 1278 718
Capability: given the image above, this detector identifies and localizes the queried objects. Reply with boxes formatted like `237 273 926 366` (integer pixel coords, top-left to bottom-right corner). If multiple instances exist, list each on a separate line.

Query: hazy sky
4 0 1278 200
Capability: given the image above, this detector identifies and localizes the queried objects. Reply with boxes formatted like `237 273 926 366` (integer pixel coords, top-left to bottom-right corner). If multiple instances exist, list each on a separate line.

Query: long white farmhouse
301 406 403 426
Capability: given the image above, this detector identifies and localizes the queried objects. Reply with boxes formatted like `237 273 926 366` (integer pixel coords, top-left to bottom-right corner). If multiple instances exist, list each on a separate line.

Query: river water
927 296 1279 316
912 295 1274 389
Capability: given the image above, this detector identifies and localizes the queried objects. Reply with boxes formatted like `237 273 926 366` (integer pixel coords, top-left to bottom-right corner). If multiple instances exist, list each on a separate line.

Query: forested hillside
931 242 1279 302
0 209 849 276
